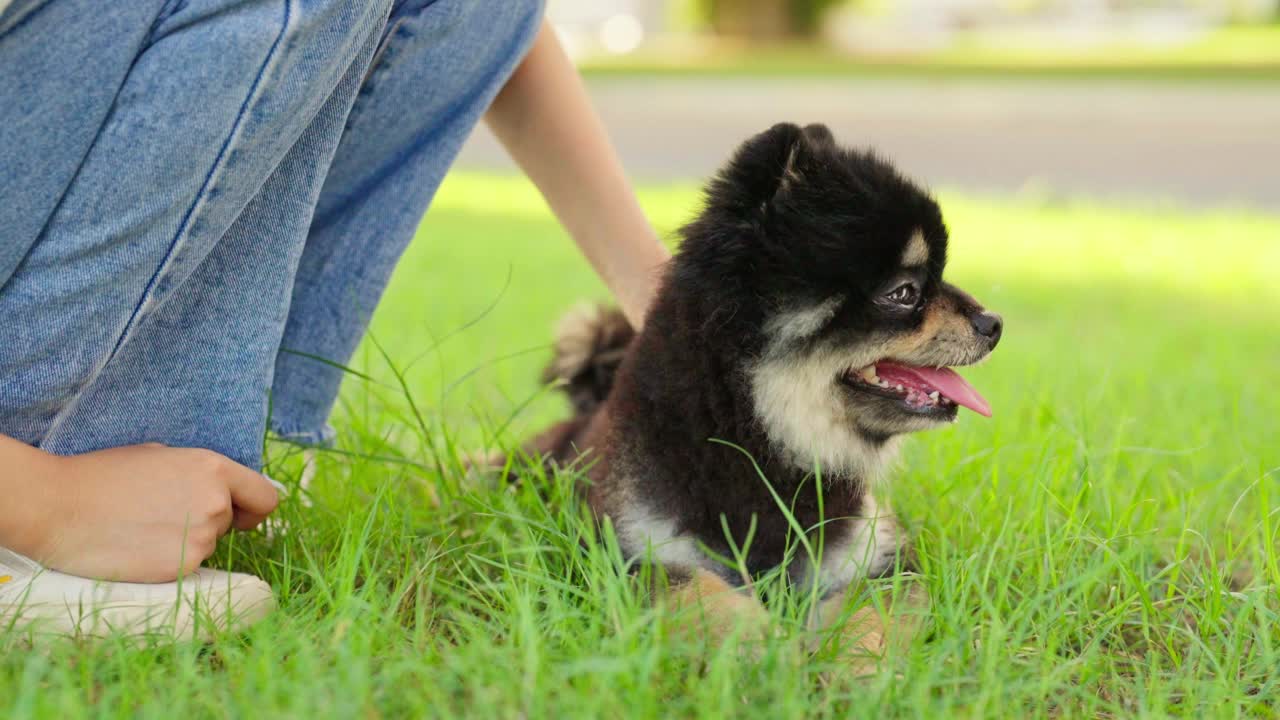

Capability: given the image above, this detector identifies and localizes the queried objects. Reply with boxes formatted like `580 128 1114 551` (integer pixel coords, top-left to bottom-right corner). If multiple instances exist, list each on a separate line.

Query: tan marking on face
876 294 974 364
901 231 929 267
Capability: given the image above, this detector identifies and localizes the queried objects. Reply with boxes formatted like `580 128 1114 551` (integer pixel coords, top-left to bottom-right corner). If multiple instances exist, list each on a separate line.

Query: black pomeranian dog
527 122 1001 660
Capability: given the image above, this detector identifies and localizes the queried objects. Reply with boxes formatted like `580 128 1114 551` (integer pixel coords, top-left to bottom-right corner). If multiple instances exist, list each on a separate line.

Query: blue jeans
0 0 544 469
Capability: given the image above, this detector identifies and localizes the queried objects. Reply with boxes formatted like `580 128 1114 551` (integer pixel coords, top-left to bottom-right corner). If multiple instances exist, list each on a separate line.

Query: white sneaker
0 547 275 642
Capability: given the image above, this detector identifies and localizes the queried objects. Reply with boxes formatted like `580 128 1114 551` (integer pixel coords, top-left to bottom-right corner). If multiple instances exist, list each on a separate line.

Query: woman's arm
485 20 670 329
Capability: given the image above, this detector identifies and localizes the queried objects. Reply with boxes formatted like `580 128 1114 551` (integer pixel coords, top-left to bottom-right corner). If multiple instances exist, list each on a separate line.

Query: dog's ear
799 123 835 148
711 122 834 215
776 123 837 198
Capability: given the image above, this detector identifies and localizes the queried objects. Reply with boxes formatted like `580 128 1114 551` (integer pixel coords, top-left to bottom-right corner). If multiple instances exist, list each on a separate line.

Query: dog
525 122 1002 665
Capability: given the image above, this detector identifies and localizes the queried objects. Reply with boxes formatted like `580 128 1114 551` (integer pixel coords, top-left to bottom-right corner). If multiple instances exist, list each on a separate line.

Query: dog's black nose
970 311 1003 345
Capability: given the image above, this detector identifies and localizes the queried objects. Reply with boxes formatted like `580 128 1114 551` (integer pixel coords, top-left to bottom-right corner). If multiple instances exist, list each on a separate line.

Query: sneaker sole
0 575 275 643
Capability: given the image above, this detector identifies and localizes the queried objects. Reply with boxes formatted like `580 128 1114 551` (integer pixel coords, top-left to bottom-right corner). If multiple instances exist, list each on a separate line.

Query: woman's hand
0 435 278 583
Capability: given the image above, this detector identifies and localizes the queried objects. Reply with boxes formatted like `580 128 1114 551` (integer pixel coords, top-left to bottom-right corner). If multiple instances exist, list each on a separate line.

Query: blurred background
457 0 1280 209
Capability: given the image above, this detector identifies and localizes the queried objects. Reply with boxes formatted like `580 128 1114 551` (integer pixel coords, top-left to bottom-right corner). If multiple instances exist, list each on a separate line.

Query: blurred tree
701 0 842 40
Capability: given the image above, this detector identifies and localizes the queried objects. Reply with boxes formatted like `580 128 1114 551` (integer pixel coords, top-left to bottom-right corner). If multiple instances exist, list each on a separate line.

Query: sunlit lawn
581 26 1280 82
3 173 1278 718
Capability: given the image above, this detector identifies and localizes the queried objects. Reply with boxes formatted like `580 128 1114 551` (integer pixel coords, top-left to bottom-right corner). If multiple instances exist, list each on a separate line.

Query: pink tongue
876 362 992 417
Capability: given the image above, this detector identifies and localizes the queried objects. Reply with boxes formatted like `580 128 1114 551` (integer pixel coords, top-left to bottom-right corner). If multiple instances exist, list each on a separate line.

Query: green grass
4 174 1280 718
580 26 1280 83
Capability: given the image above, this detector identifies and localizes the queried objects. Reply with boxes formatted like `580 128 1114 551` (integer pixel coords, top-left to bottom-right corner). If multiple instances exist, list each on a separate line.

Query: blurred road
456 76 1280 210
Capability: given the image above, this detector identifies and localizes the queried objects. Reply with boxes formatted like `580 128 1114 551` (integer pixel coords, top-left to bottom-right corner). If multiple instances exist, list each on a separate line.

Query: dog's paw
813 575 931 677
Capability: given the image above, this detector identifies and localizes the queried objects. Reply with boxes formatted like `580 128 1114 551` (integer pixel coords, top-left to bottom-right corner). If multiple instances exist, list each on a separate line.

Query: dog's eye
885 283 920 307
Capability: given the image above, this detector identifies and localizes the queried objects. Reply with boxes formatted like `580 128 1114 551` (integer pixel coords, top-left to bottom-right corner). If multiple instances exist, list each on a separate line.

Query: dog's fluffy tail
542 304 634 416
477 305 631 480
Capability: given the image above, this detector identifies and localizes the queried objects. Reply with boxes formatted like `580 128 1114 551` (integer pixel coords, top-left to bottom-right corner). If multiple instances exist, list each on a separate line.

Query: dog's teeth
928 391 940 402
894 384 904 392
878 379 889 388
858 366 878 384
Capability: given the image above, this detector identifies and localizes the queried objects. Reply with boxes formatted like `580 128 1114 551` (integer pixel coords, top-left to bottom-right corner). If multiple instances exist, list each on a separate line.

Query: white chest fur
749 300 904 483
791 493 904 593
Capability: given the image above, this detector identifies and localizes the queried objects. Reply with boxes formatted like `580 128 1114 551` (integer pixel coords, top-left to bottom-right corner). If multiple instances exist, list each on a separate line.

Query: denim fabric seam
140 0 189 49
353 18 404 108
40 0 296 445
347 0 447 133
